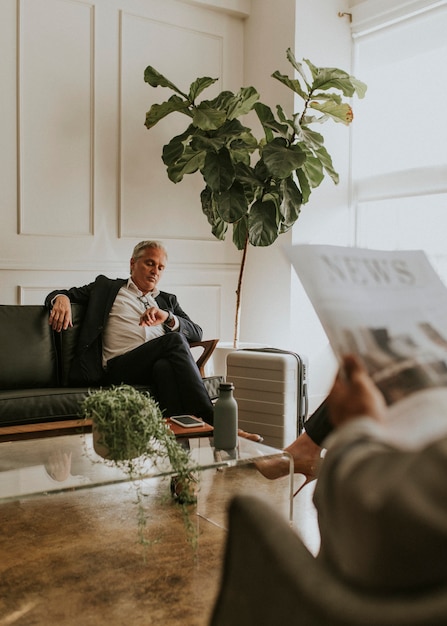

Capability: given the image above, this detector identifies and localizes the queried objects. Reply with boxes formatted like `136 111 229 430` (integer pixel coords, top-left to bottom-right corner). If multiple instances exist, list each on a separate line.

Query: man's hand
139 306 168 327
44 450 72 482
48 295 72 332
327 354 386 428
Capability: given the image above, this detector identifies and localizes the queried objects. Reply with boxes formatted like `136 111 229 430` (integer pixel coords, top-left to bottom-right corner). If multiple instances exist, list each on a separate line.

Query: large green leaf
227 87 260 120
211 120 258 161
214 118 252 141
350 77 368 99
275 104 295 133
300 153 324 189
262 138 306 178
229 135 258 161
166 147 205 183
193 104 227 131
229 140 257 166
253 159 269 180
211 218 227 240
162 126 197 166
202 148 235 193
305 59 367 99
279 177 302 228
314 145 339 184
200 186 213 223
188 76 219 102
309 100 354 125
232 216 248 250
233 162 262 188
299 127 325 151
162 137 185 166
296 168 311 204
215 181 248 223
311 92 343 105
208 120 256 156
254 102 288 141
285 48 311 89
207 90 237 111
201 187 227 240
271 70 308 100
191 134 225 153
145 96 190 129
248 199 279 246
144 66 188 98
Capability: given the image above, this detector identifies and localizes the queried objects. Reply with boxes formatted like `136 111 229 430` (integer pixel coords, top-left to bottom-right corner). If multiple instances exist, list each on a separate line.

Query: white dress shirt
102 278 174 366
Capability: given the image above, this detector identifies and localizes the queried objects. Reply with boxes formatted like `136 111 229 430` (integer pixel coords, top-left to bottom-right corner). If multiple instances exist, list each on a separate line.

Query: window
351 2 447 280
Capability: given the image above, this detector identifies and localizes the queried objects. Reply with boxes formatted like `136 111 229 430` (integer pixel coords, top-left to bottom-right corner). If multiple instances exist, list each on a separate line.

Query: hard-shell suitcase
226 348 308 449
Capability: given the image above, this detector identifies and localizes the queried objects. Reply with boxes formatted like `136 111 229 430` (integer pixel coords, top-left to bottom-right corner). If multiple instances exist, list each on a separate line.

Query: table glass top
0 433 291 503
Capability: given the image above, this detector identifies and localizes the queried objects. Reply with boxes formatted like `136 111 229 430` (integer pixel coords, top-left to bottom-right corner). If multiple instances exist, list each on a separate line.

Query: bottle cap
219 382 234 390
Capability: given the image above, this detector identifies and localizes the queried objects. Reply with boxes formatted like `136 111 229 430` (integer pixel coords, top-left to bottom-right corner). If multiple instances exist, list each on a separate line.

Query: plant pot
92 423 146 461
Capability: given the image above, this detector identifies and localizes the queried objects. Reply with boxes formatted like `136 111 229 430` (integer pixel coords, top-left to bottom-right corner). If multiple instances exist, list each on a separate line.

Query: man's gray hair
131 240 167 261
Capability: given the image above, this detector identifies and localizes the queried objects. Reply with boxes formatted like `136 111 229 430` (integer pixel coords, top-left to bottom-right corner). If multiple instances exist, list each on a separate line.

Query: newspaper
286 245 447 409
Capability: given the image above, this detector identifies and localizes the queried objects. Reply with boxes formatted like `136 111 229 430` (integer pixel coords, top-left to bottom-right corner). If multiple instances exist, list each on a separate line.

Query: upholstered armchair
210 495 447 626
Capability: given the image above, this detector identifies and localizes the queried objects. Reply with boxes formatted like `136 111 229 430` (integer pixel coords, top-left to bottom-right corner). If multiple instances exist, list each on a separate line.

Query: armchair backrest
210 495 447 626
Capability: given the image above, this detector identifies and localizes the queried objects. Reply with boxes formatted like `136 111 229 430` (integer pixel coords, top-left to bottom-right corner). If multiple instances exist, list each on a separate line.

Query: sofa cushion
0 388 91 425
0 305 58 389
0 378 222 427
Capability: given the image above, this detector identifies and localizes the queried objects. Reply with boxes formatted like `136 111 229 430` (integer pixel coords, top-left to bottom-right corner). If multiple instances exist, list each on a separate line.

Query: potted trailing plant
144 48 366 346
80 384 198 549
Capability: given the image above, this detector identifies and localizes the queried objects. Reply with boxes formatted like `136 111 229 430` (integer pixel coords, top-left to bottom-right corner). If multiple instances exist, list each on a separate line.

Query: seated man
316 354 447 591
46 240 214 424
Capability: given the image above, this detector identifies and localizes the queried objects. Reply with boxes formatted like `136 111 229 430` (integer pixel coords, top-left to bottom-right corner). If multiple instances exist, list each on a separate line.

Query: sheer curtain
350 1 447 281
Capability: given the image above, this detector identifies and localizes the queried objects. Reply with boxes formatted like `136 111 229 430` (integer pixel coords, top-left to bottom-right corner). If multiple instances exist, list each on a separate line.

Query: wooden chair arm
190 339 219 377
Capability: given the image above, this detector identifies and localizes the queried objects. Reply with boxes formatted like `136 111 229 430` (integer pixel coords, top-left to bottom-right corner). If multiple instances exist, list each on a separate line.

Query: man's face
130 247 167 294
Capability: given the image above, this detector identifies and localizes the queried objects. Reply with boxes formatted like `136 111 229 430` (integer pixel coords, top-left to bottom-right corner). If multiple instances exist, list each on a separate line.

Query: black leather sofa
0 303 220 440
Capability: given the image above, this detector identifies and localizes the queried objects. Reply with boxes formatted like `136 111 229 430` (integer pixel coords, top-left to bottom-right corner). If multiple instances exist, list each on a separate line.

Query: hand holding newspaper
287 245 447 445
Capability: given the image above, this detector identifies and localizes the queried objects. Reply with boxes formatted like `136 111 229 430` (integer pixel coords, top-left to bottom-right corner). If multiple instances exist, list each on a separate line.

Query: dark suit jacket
45 275 203 385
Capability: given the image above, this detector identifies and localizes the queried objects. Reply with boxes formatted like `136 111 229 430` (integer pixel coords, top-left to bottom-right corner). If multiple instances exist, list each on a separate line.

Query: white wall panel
18 0 94 236
119 11 223 240
163 284 221 339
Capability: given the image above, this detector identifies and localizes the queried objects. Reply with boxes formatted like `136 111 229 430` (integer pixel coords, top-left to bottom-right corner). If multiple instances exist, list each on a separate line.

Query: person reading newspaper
315 353 447 591
258 245 447 491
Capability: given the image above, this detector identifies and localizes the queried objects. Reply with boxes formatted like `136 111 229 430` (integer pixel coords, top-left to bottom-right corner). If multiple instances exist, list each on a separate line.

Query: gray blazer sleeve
314 418 447 592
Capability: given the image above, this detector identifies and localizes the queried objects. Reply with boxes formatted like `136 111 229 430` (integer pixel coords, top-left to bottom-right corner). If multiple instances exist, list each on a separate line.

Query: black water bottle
213 382 238 450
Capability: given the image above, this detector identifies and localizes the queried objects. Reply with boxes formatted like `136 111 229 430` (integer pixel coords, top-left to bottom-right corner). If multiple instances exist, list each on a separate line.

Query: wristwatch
163 310 174 330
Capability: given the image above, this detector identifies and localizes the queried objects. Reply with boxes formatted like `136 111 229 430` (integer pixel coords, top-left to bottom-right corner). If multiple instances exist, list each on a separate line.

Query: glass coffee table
0 432 294 525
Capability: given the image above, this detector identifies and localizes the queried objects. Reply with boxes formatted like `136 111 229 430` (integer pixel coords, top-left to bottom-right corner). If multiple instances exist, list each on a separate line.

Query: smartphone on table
169 415 205 428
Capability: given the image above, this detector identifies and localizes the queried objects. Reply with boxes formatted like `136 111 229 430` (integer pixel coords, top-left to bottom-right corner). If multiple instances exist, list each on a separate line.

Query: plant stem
299 92 313 125
234 234 249 348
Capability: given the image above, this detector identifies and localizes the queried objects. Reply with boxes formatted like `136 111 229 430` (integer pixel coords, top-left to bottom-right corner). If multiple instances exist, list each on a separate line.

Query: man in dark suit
46 240 214 424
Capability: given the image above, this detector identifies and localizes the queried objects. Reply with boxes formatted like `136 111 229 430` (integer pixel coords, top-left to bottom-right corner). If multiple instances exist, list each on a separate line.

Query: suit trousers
105 332 214 424
304 400 332 446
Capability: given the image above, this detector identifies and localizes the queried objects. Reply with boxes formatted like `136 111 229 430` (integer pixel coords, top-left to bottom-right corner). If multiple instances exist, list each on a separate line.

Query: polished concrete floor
0 464 319 625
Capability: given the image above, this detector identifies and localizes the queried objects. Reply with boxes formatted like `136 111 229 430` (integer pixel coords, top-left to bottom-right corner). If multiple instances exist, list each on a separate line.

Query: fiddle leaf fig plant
144 48 366 345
